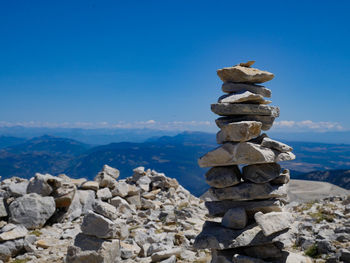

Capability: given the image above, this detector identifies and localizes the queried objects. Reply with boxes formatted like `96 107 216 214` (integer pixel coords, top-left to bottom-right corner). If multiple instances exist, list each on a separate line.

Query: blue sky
0 0 349 133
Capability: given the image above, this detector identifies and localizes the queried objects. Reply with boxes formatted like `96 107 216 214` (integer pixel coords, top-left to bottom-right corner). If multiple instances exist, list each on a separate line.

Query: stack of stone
194 61 299 262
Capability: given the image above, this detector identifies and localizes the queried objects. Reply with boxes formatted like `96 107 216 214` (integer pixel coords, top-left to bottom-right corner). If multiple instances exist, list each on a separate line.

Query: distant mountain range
0 132 349 196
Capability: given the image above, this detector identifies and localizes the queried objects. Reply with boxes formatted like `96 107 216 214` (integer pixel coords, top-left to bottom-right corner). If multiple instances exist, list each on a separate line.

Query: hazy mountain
0 136 26 149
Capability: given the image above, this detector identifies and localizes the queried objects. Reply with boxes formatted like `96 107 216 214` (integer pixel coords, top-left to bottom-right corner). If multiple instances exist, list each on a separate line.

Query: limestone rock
96 187 112 201
0 198 7 218
111 181 129 197
217 121 262 143
205 166 241 188
94 165 119 189
261 137 293 152
78 190 95 215
8 181 28 197
9 193 55 229
211 103 280 117
92 199 118 220
0 225 28 241
205 199 283 217
52 181 76 208
26 173 55 196
218 91 271 104
81 211 118 239
217 65 274 83
151 247 182 262
193 221 283 250
221 207 247 229
209 182 288 201
80 181 99 191
216 115 275 131
198 142 295 167
66 233 120 263
242 163 281 184
222 82 271 98
254 211 293 236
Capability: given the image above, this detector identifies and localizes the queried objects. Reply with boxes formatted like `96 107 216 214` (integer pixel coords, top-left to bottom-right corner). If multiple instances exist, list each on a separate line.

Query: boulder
211 103 280 117
217 121 262 143
26 173 54 196
242 163 281 184
9 193 55 229
218 91 271 104
261 137 293 152
209 182 287 201
198 142 295 167
96 188 112 201
94 165 119 189
205 166 241 188
205 199 283 217
217 65 274 83
222 82 271 98
216 115 275 131
66 233 120 263
0 198 7 218
8 181 28 197
81 211 118 239
221 207 247 229
254 211 293 236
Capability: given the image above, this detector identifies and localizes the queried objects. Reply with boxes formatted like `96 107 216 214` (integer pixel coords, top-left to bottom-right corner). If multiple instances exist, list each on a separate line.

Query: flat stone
193 221 285 250
254 211 293 236
0 225 28 241
221 207 247 229
198 142 296 167
242 163 281 184
271 169 290 185
261 137 293 152
217 121 262 143
218 91 271 104
0 198 7 218
205 166 241 188
80 181 99 191
216 115 275 131
81 211 118 239
243 243 282 259
222 82 272 98
92 199 118 220
205 199 283 217
217 65 274 83
211 103 280 117
9 193 56 229
209 182 287 201
151 247 182 262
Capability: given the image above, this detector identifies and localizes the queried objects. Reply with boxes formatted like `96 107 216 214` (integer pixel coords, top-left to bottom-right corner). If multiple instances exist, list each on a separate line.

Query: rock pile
194 61 308 262
0 165 210 263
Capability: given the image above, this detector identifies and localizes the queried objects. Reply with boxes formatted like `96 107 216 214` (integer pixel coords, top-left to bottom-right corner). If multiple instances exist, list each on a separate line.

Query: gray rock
126 194 142 209
8 181 28 197
66 233 120 263
317 240 333 254
92 199 118 220
232 254 267 263
63 189 83 222
111 181 129 197
23 234 37 252
205 199 283 217
0 198 7 218
205 166 241 188
209 182 288 201
9 193 55 229
221 82 272 98
271 169 290 185
53 181 76 208
261 137 293 152
198 142 295 167
254 211 293 236
242 163 281 184
217 65 274 83
193 221 284 250
217 121 262 143
81 211 118 239
216 115 275 131
221 207 247 229
110 196 136 217
26 173 54 196
120 240 141 259
0 244 11 262
281 252 313 263
211 103 280 117
96 187 112 201
94 165 119 189
0 225 28 241
151 247 182 262
78 190 95 215
136 176 152 192
218 91 270 104
340 249 350 262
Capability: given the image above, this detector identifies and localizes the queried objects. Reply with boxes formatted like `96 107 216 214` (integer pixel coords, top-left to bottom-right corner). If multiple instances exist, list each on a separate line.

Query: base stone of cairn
194 61 310 262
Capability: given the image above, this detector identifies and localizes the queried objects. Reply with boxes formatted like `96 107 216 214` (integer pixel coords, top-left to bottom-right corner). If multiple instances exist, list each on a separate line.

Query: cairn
194 61 298 262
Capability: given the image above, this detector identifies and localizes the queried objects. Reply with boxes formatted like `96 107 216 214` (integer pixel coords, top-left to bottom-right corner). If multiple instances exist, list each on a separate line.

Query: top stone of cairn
217 61 274 83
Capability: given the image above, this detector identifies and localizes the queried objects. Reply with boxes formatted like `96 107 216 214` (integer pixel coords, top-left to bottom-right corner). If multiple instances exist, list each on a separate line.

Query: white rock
254 211 293 236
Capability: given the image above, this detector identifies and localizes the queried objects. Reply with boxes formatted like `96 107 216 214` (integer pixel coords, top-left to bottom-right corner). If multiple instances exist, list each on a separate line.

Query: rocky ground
0 165 349 263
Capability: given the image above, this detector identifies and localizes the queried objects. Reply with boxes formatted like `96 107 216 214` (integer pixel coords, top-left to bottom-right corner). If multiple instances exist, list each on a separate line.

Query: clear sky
0 0 349 133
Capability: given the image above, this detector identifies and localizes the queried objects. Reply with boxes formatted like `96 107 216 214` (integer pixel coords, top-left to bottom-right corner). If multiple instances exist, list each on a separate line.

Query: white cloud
273 120 345 132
